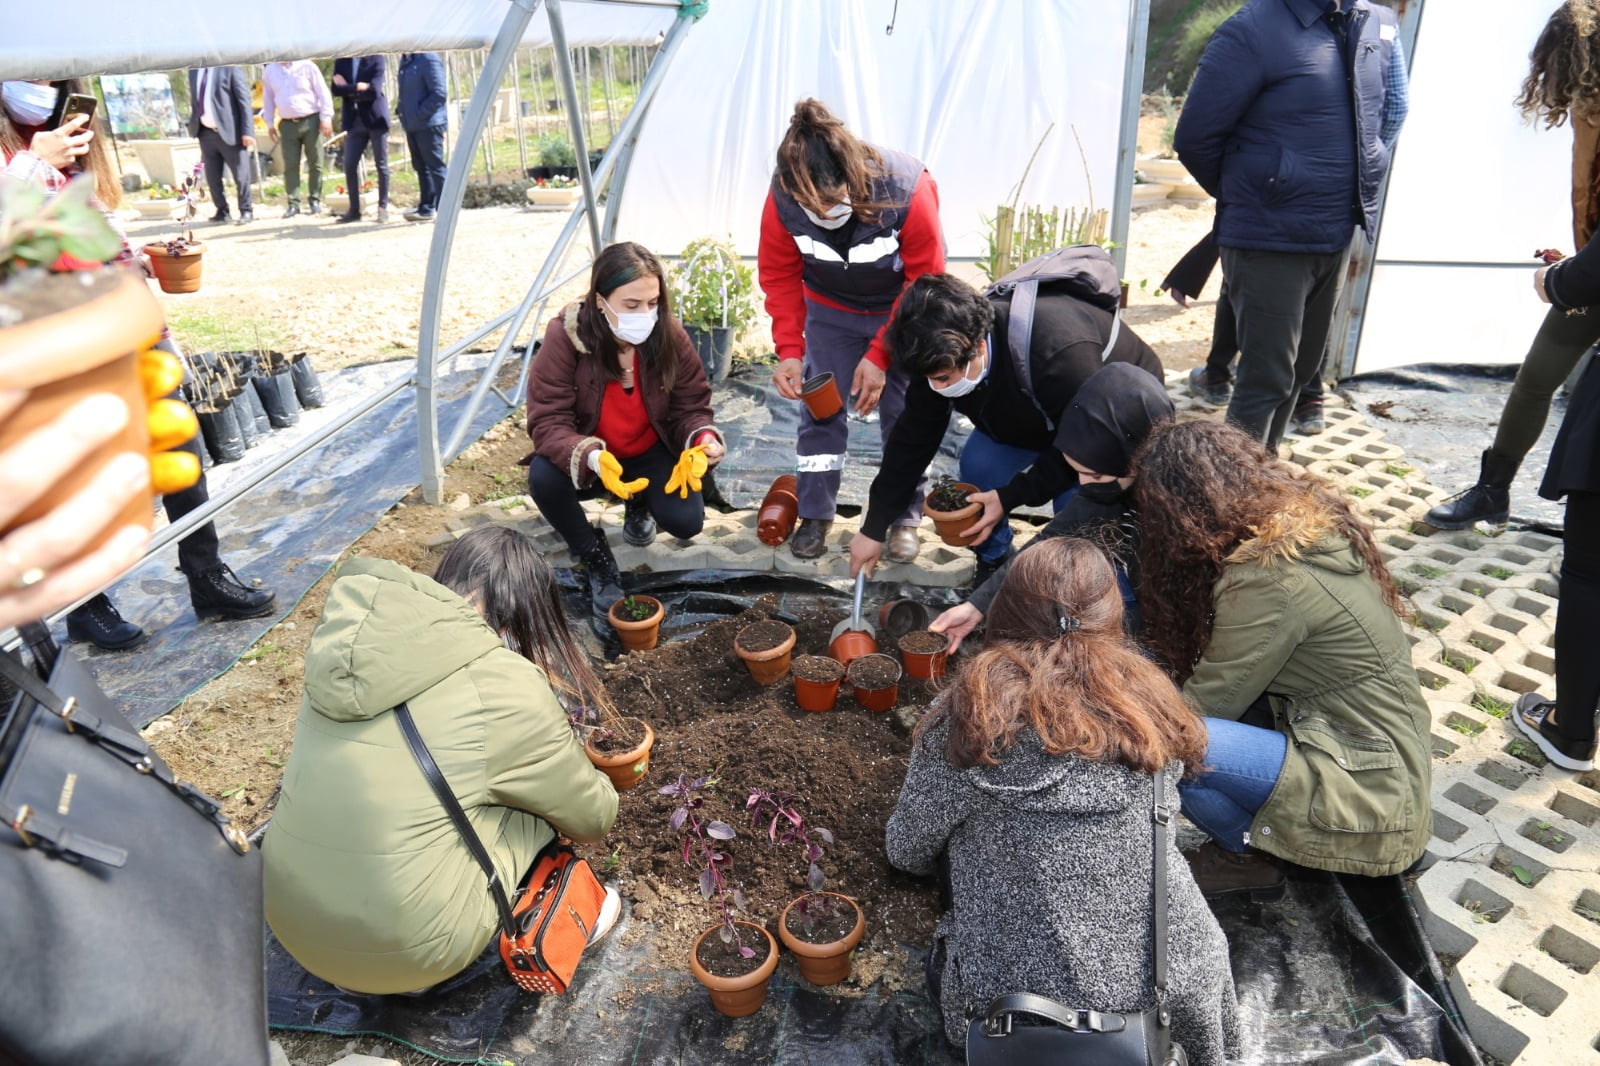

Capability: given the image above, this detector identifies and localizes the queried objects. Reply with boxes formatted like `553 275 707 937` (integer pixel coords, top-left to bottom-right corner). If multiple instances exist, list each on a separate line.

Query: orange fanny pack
500 845 606 994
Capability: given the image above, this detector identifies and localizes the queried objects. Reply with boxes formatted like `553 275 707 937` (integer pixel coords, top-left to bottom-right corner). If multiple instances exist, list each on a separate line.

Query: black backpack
984 245 1124 432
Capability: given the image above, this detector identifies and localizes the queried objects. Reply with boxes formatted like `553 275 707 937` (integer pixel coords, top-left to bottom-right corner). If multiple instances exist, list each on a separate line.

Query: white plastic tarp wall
0 0 679 80
1356 0 1570 374
613 0 1134 261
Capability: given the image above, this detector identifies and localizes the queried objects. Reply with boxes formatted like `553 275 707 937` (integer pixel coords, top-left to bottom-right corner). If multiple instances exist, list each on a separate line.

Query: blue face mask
2 81 57 127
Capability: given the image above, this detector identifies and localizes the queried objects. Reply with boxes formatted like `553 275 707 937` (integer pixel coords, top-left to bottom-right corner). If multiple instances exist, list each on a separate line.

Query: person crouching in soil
523 241 725 633
886 537 1240 1064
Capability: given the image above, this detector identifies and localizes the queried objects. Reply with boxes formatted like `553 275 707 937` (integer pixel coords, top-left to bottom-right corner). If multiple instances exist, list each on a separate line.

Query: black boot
185 563 277 620
1424 449 1518 529
579 526 625 637
622 494 656 547
65 594 147 651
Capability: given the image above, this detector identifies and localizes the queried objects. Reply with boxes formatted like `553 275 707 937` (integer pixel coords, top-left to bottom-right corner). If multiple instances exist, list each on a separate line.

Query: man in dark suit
331 55 392 224
397 52 448 222
187 65 255 224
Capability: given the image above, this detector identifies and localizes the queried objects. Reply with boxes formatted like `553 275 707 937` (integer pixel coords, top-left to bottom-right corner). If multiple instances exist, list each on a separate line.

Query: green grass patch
1408 563 1446 579
1480 564 1516 580
166 306 290 357
1439 650 1476 675
1506 737 1549 768
1385 462 1413 477
1471 693 1511 719
1347 485 1375 498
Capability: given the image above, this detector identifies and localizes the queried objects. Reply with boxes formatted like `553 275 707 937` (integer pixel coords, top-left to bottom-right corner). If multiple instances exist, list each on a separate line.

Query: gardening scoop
828 571 878 664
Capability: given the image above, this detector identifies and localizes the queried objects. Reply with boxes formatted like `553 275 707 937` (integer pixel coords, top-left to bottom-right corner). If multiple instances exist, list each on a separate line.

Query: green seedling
1530 821 1566 848
1471 693 1511 719
1385 462 1413 477
1506 738 1549 768
601 847 622 875
1439 650 1476 675
1468 636 1499 652
239 642 279 663
1510 864 1534 886
1408 563 1446 579
1348 485 1374 498
1447 717 1482 736
1480 565 1516 580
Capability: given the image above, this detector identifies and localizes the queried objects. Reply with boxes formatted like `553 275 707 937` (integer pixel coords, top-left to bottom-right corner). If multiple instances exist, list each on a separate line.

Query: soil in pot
792 653 845 713
925 477 976 513
923 478 980 547
735 619 796 685
898 629 950 681
588 715 649 754
610 595 664 653
784 893 860 945
585 716 654 791
792 654 845 684
694 926 773 980
847 654 900 690
735 619 792 654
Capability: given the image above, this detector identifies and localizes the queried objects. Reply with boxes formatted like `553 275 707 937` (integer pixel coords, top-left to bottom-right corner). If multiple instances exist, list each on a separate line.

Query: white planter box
526 186 581 206
1137 156 1192 184
130 199 184 220
323 191 377 214
1167 180 1212 203
128 139 201 187
1131 183 1173 206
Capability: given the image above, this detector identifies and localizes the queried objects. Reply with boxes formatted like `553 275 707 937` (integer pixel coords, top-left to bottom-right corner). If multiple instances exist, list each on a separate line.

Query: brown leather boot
1184 841 1286 902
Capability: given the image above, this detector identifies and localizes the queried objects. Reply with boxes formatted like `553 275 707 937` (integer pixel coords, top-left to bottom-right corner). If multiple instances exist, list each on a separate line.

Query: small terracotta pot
143 240 207 294
734 621 797 685
609 595 664 652
756 474 800 546
792 656 845 713
800 372 844 420
0 271 163 551
923 482 981 547
877 599 930 642
827 629 877 666
689 922 779 1018
584 718 654 791
848 654 901 713
778 893 865 986
898 630 950 681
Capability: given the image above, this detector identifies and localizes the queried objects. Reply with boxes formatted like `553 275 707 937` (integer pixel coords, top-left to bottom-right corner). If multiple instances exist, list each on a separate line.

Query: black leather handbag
0 625 269 1066
965 766 1189 1066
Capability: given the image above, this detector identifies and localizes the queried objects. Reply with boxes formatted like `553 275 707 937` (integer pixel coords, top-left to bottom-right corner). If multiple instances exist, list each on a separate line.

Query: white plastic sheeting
0 0 679 81
1355 0 1570 374
612 0 1134 260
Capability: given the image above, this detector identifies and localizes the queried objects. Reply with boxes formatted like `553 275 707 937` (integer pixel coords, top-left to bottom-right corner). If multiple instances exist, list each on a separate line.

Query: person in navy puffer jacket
1175 0 1406 449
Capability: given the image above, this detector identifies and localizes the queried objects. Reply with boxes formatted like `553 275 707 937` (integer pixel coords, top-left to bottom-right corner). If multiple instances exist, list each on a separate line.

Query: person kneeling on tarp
523 242 725 632
265 527 620 995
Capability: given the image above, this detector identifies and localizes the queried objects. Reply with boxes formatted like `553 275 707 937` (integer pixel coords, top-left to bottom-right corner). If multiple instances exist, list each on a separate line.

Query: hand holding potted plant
747 789 863 986
670 236 757 383
142 162 206 294
568 700 655 792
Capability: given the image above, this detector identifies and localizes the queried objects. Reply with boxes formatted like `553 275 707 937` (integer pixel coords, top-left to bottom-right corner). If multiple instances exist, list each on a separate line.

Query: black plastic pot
197 400 245 463
687 326 734 383
234 384 263 447
251 366 301 428
289 353 324 409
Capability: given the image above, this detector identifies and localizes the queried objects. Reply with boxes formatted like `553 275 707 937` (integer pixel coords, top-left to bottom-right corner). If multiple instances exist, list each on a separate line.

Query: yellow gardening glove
138 348 201 496
593 449 648 500
663 444 710 500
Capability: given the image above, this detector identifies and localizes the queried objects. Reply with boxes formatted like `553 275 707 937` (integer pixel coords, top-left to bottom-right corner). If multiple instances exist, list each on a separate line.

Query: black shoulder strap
1003 280 1053 431
1152 765 1171 1001
393 701 518 940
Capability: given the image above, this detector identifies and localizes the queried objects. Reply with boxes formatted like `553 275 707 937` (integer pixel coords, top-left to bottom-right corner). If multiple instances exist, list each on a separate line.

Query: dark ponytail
773 98 895 223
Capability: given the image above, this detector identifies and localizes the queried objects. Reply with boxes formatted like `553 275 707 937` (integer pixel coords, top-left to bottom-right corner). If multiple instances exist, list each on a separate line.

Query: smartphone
48 91 97 130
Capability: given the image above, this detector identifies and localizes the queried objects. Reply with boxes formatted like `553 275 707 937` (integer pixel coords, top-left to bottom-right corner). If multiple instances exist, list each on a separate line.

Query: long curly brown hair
773 98 895 224
1132 420 1405 685
917 537 1207 774
1517 1 1600 126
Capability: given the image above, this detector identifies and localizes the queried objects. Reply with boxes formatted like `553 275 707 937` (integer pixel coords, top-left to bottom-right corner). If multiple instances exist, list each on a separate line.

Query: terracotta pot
143 240 206 294
584 718 654 791
800 372 844 420
0 270 163 552
923 482 981 547
876 599 930 642
792 656 845 713
734 621 797 685
689 922 779 1018
898 630 950 681
608 595 664 652
848 654 901 713
827 629 877 666
778 893 865 986
756 474 800 546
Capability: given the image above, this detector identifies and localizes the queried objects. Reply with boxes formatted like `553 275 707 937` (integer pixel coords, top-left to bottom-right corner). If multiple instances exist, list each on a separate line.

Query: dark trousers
277 114 323 206
1204 281 1324 405
405 124 447 213
1220 244 1350 448
1492 307 1599 466
197 127 251 216
527 444 705 555
1556 491 1600 744
343 125 391 211
153 337 222 576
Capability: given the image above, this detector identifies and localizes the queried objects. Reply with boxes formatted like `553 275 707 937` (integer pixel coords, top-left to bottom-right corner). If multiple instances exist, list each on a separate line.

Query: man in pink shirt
262 60 333 218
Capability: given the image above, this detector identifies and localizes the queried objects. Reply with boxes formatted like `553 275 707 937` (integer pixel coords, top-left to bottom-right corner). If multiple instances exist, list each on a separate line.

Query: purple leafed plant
661 772 755 958
746 788 840 935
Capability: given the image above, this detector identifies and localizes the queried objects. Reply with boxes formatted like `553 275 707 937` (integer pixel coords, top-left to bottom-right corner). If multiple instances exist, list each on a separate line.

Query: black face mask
1077 480 1128 506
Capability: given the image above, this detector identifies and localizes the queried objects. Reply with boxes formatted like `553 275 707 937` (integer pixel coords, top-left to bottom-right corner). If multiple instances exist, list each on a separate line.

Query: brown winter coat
1571 110 1600 249
524 302 720 488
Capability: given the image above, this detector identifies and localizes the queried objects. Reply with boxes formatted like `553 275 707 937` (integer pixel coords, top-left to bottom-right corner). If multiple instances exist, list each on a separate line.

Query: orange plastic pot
689 922 779 1018
792 656 845 713
609 595 663 652
778 893 865 986
898 631 950 681
584 718 654 791
828 629 877 666
877 599 930 642
143 240 206 294
923 482 981 547
848 654 901 713
735 621 797 685
800 372 844 420
756 474 800 546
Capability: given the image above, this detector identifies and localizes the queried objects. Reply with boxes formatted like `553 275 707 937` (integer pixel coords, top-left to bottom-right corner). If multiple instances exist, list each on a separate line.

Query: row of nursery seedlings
177 349 324 465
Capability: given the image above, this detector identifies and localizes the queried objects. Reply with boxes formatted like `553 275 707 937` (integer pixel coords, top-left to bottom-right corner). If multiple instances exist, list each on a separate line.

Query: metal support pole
547 0 602 254
1109 0 1152 277
415 0 542 504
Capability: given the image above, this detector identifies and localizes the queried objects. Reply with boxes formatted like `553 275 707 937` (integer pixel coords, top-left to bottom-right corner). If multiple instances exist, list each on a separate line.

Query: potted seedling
791 654 845 713
142 162 206 293
747 789 863 986
734 618 797 685
663 773 777 1017
568 702 656 792
670 236 757 383
609 593 664 652
923 475 982 547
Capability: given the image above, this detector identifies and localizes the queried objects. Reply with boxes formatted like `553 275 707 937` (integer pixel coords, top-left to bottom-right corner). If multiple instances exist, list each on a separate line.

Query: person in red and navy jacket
758 98 946 563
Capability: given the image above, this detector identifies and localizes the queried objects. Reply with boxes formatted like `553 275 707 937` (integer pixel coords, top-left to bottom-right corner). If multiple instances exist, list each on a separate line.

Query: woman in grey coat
886 538 1240 1063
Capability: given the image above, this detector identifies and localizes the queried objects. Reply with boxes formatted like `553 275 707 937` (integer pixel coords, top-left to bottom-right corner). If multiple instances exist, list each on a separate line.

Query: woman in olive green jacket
1135 421 1432 896
264 527 620 994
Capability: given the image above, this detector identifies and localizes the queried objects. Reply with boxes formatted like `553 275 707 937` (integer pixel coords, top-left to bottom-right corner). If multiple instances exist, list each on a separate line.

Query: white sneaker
587 885 622 946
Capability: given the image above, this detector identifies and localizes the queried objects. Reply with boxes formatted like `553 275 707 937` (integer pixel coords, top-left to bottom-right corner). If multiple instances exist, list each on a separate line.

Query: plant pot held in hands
923 476 981 547
582 716 655 791
898 629 950 681
734 619 797 685
791 654 845 713
800 372 844 420
609 594 663 652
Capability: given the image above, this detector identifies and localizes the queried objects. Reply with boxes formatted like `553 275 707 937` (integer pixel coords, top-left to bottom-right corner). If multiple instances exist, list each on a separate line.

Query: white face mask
802 199 853 230
600 294 658 346
2 81 57 127
929 349 988 399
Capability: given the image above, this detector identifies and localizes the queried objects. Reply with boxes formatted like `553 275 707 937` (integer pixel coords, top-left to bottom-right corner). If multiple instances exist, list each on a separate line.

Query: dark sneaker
334 212 362 224
884 525 921 564
283 203 301 219
1288 400 1326 436
209 211 232 224
790 518 832 559
235 211 254 226
622 495 656 547
1512 693 1596 771
1183 840 1286 902
403 208 435 222
308 199 322 214
1187 366 1232 405
186 563 277 621
64 594 147 651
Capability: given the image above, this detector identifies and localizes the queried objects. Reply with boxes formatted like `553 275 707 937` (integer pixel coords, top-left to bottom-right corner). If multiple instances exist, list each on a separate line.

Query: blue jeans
405 123 447 213
1178 717 1288 852
958 428 1076 563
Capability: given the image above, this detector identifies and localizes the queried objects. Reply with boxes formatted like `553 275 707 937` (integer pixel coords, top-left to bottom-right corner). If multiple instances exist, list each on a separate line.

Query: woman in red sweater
758 98 946 562
525 242 724 631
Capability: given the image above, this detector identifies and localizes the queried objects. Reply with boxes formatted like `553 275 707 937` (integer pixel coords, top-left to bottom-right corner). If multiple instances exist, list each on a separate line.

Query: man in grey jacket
187 65 256 224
